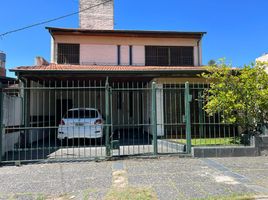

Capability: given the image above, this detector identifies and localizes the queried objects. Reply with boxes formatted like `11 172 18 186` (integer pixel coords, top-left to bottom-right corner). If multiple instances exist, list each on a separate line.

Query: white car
57 108 104 140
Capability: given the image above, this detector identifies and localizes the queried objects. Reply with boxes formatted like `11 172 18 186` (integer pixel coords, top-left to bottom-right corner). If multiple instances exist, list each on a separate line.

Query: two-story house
10 0 207 148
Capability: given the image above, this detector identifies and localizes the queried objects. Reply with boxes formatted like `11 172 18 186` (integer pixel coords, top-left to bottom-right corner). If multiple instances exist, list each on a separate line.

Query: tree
201 60 268 135
208 59 216 66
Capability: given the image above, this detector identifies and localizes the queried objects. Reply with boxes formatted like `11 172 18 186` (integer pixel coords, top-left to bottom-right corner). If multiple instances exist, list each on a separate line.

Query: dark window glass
170 47 180 65
145 46 157 66
157 47 169 66
65 110 98 119
57 43 80 64
117 45 121 65
145 46 193 66
129 45 133 65
180 47 194 65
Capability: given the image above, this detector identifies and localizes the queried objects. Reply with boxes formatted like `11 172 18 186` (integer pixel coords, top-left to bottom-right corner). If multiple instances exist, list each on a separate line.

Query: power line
0 0 112 37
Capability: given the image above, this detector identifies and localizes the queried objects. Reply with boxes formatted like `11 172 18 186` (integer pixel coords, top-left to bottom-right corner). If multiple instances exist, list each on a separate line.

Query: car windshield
65 109 98 119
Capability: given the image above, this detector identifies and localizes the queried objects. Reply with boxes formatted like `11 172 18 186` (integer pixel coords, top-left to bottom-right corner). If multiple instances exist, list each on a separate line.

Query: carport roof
10 64 206 74
0 76 17 83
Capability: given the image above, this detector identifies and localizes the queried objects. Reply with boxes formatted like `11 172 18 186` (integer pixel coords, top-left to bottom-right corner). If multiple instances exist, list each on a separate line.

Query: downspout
48 29 55 40
49 29 56 64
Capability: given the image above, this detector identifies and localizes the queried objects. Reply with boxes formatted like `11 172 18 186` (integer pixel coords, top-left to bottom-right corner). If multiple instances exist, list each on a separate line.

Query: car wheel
100 135 107 145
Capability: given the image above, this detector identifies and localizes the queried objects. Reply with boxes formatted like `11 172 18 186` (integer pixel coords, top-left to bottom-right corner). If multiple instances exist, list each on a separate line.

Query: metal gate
107 81 193 156
0 79 240 164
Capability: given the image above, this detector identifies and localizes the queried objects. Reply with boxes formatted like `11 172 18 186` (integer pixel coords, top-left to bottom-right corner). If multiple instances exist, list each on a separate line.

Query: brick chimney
79 0 114 30
35 56 49 66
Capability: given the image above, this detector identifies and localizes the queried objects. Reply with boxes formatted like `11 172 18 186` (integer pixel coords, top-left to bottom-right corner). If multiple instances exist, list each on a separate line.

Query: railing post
23 80 30 149
105 79 111 157
151 82 157 155
0 83 3 163
185 82 192 154
198 90 204 138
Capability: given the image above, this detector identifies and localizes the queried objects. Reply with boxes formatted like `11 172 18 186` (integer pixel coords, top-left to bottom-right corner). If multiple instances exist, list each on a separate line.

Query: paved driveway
0 156 268 199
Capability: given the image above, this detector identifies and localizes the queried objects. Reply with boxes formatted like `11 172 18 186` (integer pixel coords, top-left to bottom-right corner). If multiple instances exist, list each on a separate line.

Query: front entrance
109 82 153 156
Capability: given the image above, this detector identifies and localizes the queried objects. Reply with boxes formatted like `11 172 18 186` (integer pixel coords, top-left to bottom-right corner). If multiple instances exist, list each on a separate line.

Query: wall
2 94 23 156
3 94 22 127
120 45 129 65
28 82 55 144
29 81 106 121
132 46 145 66
0 52 6 76
153 77 207 84
80 44 117 65
79 0 114 30
52 35 201 66
30 82 54 117
0 68 6 76
79 44 145 65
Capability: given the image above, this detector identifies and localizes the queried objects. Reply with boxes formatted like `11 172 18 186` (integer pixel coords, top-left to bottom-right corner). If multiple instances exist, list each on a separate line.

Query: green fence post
105 79 111 157
185 82 192 154
151 82 157 155
23 80 30 150
198 91 204 138
0 83 3 163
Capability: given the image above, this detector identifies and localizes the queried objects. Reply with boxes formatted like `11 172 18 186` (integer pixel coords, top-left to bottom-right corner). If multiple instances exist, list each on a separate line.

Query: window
57 43 80 64
117 45 121 65
65 109 98 119
129 45 133 65
145 46 193 66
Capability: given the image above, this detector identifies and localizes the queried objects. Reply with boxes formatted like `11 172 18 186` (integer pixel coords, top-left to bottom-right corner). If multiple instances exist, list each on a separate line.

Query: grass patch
38 194 73 200
83 188 98 200
169 137 240 146
105 187 158 200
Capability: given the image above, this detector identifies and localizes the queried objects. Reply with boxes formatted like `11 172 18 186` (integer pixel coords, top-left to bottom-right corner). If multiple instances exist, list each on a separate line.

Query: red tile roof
11 64 206 73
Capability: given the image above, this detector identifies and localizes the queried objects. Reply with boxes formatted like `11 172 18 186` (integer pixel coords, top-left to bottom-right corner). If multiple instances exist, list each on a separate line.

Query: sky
0 0 268 77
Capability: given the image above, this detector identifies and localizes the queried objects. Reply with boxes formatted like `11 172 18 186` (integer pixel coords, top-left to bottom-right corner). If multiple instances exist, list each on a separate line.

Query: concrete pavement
0 156 268 199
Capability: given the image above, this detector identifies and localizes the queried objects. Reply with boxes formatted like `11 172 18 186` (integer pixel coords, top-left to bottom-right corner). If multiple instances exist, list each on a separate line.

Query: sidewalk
0 156 268 199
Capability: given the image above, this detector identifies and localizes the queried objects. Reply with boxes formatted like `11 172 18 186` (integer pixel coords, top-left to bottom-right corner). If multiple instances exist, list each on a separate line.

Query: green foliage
170 137 240 146
201 59 268 133
208 59 216 66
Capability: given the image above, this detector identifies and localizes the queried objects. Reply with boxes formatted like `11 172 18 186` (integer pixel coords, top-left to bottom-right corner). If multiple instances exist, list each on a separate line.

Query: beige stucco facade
80 44 117 65
51 35 202 66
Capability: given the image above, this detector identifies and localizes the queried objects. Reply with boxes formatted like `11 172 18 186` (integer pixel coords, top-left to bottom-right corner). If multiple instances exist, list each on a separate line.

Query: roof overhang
0 76 17 84
10 65 207 80
46 27 206 39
